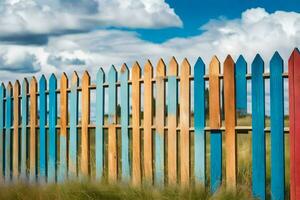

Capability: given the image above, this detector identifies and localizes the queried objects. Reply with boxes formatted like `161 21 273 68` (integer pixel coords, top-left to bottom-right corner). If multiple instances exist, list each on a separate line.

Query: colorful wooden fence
0 49 299 200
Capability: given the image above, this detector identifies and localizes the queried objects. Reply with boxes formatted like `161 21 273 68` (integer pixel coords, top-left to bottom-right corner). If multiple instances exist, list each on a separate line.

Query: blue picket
39 75 47 182
69 72 79 178
20 79 28 180
0 84 4 180
235 55 247 115
194 57 206 184
251 54 266 200
96 68 104 180
270 52 284 200
120 64 130 181
48 74 57 183
5 83 12 181
210 130 222 192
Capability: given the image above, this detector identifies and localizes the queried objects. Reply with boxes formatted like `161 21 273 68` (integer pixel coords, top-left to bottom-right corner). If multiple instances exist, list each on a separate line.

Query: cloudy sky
0 0 299 85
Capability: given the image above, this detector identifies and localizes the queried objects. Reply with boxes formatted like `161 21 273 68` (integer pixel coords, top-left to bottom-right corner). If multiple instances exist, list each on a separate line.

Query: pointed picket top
209 56 220 75
39 75 46 85
195 57 205 70
224 55 234 66
169 56 178 76
289 48 300 63
7 82 12 92
210 55 220 65
14 80 20 91
157 58 166 77
97 68 105 80
270 52 283 70
82 70 91 83
108 65 117 80
181 58 191 75
0 82 5 90
30 76 37 85
121 63 129 75
144 60 153 76
60 72 68 85
252 54 264 66
236 55 246 65
71 71 79 85
49 73 57 89
132 61 141 76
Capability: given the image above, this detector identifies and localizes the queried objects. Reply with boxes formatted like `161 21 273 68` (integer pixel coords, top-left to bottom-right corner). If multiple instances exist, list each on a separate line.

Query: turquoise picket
210 130 222 192
251 54 266 200
120 64 130 180
39 75 47 182
5 83 12 181
69 72 79 178
96 68 104 180
194 57 206 184
235 55 247 115
270 52 284 200
0 84 4 179
20 79 28 180
48 74 57 183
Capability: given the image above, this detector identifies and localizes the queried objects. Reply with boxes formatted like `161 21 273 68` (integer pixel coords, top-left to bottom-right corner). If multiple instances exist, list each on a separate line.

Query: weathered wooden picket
0 49 299 200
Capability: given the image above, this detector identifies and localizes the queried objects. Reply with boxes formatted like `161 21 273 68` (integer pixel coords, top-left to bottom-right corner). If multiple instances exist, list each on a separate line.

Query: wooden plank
0 84 4 181
108 66 117 182
167 57 178 185
120 64 130 181
81 71 90 177
235 55 247 115
289 48 300 200
5 83 12 181
224 55 236 188
13 81 20 181
20 79 28 180
155 59 165 185
39 76 47 182
270 52 284 200
143 60 153 184
48 74 57 183
194 57 206 185
95 69 104 180
251 54 266 200
29 77 37 182
132 62 141 185
58 73 68 182
180 58 190 186
69 72 79 179
209 56 222 193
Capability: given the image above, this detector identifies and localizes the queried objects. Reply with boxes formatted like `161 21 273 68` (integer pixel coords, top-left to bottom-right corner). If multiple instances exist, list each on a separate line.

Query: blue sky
0 0 299 84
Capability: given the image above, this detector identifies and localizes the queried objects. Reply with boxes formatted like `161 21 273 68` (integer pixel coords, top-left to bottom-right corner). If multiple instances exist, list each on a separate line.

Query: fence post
167 57 178 185
143 61 153 184
251 54 266 200
209 56 222 193
5 83 12 181
20 79 28 180
132 62 141 185
13 81 20 181
289 48 300 200
39 76 47 182
0 84 4 181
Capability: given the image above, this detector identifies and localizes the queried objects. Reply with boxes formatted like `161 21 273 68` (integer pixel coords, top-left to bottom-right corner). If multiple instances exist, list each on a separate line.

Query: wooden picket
0 50 298 200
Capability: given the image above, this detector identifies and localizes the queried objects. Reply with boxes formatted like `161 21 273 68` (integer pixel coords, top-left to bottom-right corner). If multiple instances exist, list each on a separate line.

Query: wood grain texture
167 57 178 185
20 79 28 180
289 48 300 200
95 69 104 180
0 84 4 181
251 54 266 200
48 74 57 183
69 72 79 179
108 66 117 182
59 73 68 182
194 58 206 185
81 71 90 177
5 83 12 181
131 62 141 185
155 59 165 185
224 55 236 188
209 56 222 192
29 77 37 182
270 52 285 200
120 64 130 181
13 81 20 180
39 76 47 182
143 60 153 184
180 58 190 186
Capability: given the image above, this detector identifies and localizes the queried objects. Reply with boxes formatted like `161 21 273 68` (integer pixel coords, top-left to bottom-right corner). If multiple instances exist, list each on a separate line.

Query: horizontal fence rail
0 49 299 200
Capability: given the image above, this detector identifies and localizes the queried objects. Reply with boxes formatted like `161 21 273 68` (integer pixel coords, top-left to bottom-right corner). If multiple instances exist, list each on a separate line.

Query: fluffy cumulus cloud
0 0 182 43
